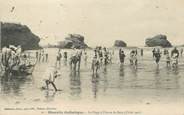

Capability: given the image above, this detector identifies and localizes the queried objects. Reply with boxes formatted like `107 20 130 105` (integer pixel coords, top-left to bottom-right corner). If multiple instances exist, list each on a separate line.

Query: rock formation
114 40 127 47
58 34 88 49
145 34 172 47
1 22 41 50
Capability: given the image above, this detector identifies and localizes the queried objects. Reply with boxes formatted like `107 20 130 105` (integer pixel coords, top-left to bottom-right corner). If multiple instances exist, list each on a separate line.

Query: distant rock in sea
58 34 88 49
1 22 41 50
114 40 127 47
145 34 172 47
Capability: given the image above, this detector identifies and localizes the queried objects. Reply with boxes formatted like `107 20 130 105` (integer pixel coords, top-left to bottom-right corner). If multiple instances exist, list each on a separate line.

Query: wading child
154 49 161 66
91 56 100 74
56 49 62 67
119 49 126 64
44 67 61 91
166 54 171 67
171 54 178 68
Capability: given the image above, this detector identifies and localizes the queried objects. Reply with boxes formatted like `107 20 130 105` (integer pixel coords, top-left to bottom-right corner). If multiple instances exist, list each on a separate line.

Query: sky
0 0 184 47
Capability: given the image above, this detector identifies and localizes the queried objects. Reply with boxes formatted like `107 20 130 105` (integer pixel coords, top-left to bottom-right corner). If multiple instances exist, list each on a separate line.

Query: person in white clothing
44 67 61 91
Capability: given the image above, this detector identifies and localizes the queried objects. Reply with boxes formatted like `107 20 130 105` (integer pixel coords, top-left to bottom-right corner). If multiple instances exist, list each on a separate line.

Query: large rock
145 34 172 47
58 34 88 49
1 22 41 50
114 40 127 47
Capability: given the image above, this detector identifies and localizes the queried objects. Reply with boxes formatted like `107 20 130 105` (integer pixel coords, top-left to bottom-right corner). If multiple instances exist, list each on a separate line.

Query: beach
0 47 184 107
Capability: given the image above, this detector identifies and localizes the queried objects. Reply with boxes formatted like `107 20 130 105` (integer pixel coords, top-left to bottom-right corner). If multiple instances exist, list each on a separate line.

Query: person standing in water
130 50 137 66
36 51 39 60
56 49 62 67
76 49 82 71
91 56 100 74
119 49 126 64
171 47 179 58
41 49 45 62
45 53 48 62
154 49 161 66
84 51 88 64
38 50 42 62
98 50 103 65
180 48 183 57
152 48 156 58
171 47 179 66
103 47 109 65
64 51 67 61
140 49 143 56
166 53 171 67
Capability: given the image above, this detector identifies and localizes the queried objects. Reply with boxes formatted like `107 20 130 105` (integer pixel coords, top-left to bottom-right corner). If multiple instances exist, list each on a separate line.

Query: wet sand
1 48 184 106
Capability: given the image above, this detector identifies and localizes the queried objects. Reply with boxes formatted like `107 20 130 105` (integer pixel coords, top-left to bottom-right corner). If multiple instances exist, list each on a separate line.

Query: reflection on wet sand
119 64 125 77
118 65 125 89
44 91 56 102
0 75 32 96
92 73 99 99
69 71 81 98
154 66 179 90
1 48 184 104
64 59 67 66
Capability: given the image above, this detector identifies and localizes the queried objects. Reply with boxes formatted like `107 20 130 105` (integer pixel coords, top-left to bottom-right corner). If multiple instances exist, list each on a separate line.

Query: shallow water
1 48 184 105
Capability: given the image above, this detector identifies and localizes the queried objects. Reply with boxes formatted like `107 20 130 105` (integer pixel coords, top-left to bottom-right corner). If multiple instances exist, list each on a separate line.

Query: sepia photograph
0 0 184 115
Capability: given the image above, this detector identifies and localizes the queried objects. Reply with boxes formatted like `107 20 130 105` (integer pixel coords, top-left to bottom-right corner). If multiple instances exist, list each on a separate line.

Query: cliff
1 22 41 50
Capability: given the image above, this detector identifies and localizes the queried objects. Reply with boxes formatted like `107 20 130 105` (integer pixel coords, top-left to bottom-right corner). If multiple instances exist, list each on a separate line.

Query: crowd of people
43 46 184 91
36 49 48 63
152 47 181 67
0 45 34 73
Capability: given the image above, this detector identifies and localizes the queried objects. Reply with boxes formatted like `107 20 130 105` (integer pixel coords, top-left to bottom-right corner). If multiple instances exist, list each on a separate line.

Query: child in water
84 52 88 63
171 54 178 68
43 67 61 91
154 50 161 66
91 56 100 74
166 53 171 67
